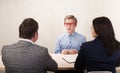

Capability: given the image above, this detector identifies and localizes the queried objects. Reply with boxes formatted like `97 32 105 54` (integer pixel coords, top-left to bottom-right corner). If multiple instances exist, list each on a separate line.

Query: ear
32 32 38 42
35 32 38 38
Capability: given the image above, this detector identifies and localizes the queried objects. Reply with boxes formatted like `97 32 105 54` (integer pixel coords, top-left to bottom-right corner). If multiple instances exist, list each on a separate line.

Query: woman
74 16 120 73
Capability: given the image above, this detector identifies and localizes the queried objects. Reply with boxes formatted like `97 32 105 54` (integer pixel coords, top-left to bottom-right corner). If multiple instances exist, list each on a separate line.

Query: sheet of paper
62 54 78 63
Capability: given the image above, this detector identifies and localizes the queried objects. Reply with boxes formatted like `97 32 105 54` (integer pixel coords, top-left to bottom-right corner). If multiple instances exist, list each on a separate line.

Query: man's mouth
68 28 70 30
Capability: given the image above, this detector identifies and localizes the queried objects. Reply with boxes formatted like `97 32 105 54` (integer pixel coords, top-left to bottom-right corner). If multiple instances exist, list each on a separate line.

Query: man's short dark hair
19 18 39 39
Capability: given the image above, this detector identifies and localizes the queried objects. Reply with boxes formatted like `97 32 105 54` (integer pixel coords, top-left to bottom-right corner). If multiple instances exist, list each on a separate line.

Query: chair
88 71 112 73
116 67 120 73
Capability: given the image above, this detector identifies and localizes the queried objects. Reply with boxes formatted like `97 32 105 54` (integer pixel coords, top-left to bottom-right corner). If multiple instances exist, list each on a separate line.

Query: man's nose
67 24 71 27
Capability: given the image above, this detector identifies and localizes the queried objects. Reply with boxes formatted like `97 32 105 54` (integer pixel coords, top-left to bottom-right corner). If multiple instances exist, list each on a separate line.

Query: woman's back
81 37 120 73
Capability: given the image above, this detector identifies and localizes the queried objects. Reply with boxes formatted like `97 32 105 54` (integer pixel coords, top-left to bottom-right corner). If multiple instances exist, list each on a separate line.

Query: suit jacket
2 40 58 73
75 37 120 73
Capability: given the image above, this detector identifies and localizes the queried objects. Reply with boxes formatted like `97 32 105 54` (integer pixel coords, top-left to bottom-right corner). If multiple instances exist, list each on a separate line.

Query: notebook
62 54 78 63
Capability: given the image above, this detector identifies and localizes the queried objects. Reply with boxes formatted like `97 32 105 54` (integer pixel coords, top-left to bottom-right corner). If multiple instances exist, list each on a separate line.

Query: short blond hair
64 15 77 25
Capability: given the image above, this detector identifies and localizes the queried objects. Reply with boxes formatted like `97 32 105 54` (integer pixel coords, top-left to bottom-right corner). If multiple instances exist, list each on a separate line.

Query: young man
55 15 86 54
2 18 58 73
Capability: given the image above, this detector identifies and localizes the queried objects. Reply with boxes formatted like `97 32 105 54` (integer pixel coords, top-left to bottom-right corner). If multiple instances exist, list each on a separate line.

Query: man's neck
68 31 75 35
19 38 35 44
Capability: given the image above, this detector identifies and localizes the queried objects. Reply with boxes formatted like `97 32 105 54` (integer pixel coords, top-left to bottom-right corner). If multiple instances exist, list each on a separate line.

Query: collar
19 38 34 44
66 32 76 37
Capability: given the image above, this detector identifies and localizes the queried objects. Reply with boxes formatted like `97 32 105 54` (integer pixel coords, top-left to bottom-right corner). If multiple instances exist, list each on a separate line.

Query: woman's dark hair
93 16 120 56
19 18 39 39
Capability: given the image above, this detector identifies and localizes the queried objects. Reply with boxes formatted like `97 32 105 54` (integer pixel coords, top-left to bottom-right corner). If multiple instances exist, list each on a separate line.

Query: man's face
64 19 76 34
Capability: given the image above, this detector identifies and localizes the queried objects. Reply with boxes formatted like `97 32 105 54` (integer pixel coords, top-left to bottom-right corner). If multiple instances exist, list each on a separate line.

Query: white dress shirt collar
19 38 34 44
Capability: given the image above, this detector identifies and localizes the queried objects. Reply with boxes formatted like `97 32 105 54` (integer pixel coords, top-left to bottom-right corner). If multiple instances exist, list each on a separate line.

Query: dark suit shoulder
31 44 49 55
2 43 18 50
82 41 94 47
33 44 48 50
81 38 103 50
2 42 48 54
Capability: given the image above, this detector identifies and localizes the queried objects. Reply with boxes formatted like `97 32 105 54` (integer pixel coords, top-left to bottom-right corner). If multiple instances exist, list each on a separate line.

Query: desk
0 56 4 70
51 54 77 70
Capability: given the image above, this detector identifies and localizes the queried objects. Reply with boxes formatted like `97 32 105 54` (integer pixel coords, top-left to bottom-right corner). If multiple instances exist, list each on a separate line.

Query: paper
62 54 78 63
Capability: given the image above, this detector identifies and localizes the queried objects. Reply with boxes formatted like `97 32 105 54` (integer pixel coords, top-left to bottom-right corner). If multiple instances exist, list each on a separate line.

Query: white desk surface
0 56 4 70
51 54 77 70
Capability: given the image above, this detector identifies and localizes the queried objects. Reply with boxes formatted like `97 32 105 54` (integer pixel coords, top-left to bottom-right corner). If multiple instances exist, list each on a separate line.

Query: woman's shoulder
82 38 102 48
82 39 95 45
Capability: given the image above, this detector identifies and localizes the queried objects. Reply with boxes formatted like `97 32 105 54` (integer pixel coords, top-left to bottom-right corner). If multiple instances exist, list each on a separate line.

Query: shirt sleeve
55 37 61 54
82 36 86 43
78 35 86 51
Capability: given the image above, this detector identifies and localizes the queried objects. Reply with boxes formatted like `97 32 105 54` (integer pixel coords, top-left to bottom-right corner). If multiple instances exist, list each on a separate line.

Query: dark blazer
2 40 58 73
75 37 120 73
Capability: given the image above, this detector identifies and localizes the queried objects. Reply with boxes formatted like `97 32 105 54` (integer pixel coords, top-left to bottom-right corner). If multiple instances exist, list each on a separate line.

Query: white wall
0 0 120 54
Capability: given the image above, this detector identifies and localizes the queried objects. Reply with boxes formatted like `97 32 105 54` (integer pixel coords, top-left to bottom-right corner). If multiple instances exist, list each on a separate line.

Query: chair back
88 71 112 73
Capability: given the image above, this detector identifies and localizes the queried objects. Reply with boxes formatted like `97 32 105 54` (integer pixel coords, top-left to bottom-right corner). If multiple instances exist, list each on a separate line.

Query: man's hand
69 49 78 54
61 49 69 54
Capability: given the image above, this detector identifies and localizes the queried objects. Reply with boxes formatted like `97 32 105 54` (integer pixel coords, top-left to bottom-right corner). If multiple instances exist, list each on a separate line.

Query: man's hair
19 18 39 39
64 15 77 25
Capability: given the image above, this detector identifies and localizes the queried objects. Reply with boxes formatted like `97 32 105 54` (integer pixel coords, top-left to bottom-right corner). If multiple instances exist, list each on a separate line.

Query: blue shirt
55 32 86 54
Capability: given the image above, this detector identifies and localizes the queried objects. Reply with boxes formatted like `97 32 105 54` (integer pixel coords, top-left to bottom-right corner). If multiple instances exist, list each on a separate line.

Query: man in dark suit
2 18 58 73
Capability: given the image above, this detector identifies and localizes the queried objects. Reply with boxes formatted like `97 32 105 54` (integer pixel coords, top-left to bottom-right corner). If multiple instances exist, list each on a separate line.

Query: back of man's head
19 18 39 39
